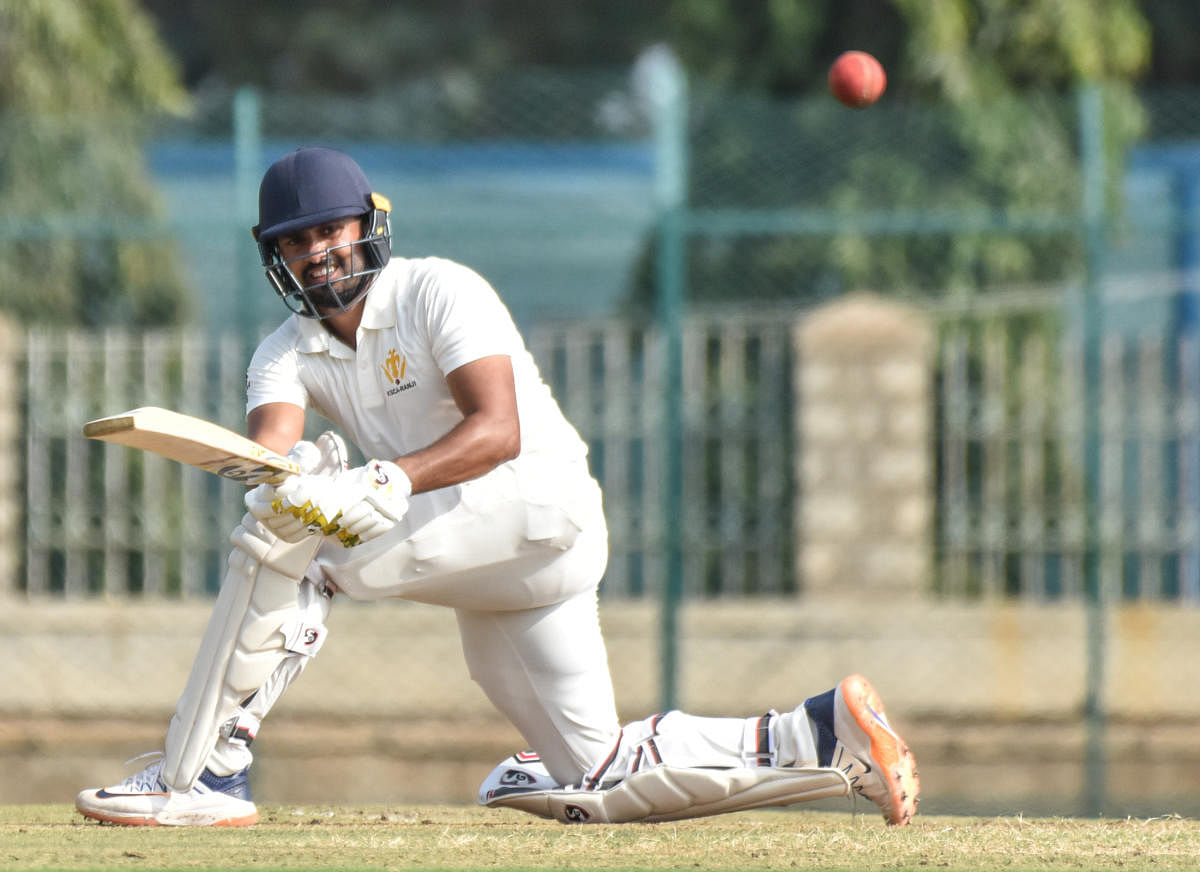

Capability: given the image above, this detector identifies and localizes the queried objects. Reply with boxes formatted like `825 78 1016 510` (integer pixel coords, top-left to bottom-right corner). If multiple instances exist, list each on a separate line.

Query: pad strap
483 765 851 824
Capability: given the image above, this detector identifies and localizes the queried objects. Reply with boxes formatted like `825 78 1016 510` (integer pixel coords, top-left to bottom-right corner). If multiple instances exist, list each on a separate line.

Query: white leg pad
161 515 325 791
204 577 332 777
481 760 851 824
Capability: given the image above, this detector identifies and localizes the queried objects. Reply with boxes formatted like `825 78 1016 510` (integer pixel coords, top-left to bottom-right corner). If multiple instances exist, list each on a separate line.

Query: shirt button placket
357 334 386 409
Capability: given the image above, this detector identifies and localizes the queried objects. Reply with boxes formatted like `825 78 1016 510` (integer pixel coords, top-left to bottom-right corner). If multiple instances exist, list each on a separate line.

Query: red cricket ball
828 51 887 108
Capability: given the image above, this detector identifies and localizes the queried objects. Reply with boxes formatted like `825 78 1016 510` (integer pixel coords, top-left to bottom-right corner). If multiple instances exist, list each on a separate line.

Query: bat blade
83 406 301 485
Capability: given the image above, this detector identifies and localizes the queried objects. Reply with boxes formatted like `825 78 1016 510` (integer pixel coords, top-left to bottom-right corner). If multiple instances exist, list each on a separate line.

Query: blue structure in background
1128 145 1200 335
149 141 658 334
1126 145 1200 600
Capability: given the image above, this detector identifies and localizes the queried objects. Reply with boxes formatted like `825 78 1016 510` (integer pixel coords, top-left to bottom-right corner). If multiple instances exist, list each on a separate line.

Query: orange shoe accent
839 673 920 825
77 808 161 826
214 812 259 827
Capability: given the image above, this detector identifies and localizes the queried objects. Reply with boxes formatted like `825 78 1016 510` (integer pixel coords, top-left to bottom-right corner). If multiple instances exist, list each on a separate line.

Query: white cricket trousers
314 454 623 784
301 454 822 787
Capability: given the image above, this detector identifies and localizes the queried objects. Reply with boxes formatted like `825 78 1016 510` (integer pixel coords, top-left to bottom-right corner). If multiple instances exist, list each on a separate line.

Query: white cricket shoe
805 674 920 825
75 754 258 827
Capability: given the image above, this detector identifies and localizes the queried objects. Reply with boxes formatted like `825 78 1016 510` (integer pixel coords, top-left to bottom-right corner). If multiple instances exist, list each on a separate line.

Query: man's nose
292 236 327 262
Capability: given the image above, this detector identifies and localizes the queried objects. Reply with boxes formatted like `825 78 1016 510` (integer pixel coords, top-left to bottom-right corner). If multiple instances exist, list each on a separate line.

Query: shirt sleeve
245 323 309 414
418 259 522 375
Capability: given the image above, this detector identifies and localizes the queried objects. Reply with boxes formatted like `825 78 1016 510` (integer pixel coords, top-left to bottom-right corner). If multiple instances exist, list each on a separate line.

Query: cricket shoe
804 674 919 825
75 754 258 827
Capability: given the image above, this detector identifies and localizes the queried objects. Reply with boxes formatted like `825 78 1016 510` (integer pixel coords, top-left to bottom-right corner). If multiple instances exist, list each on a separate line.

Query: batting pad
162 518 324 791
482 763 852 823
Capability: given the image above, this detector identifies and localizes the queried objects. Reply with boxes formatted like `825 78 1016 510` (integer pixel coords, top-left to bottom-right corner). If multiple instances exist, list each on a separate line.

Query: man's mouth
304 261 342 285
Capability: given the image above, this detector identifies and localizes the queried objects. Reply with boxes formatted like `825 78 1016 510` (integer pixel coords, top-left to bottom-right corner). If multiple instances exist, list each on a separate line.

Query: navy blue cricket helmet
251 147 392 318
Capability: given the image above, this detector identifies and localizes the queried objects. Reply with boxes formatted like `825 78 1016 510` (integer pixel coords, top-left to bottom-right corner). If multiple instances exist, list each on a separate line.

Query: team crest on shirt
382 348 417 396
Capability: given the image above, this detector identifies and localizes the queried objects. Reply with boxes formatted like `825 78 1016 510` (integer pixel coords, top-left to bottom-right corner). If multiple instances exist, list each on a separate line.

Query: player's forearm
395 412 520 495
247 402 306 456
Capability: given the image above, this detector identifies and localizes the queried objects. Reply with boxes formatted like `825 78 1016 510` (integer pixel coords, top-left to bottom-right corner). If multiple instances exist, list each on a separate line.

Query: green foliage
666 0 901 97
895 0 1150 214
0 0 191 326
654 0 1152 305
141 0 669 91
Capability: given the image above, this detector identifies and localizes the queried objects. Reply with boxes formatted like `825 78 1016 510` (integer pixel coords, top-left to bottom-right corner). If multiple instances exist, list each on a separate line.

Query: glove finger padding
338 499 398 542
288 440 324 474
271 473 344 536
243 439 319 540
244 436 352 543
267 513 311 543
311 432 350 476
273 459 412 548
245 484 311 543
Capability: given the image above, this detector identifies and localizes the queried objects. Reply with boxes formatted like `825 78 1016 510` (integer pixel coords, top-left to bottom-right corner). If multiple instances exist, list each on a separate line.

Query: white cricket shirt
245 256 588 465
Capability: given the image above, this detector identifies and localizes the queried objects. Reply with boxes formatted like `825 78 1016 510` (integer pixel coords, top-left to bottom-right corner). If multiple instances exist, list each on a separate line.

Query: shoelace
119 751 167 792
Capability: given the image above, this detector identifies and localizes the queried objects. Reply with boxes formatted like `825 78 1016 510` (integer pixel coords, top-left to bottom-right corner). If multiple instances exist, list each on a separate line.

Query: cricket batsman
75 147 919 827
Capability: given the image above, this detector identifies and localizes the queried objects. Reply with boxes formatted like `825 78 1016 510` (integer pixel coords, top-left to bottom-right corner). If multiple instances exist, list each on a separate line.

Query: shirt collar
291 263 397 358
359 265 397 330
294 313 334 354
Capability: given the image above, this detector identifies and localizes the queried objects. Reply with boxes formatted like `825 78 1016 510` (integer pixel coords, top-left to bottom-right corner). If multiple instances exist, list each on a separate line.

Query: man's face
276 217 366 311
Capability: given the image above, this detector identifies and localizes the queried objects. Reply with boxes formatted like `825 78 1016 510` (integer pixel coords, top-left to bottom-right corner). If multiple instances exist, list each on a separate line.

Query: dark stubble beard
298 249 365 313
309 274 370 314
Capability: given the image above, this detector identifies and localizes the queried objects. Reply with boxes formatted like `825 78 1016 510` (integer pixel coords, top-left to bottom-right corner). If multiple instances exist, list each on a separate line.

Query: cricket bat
83 406 301 485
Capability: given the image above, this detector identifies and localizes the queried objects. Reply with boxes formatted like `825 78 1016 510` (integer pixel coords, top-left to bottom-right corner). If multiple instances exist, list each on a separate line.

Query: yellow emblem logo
381 348 406 384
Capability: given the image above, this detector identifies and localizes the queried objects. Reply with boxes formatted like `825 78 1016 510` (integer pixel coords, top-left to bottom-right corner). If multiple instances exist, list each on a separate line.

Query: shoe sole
839 673 920 826
76 800 258 827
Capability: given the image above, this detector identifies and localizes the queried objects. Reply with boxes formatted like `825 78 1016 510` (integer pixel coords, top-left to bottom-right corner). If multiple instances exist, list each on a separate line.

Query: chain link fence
5 69 1200 816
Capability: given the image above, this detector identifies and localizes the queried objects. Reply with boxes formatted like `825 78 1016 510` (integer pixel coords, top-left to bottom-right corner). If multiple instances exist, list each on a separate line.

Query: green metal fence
13 311 798 601
15 284 1200 602
7 69 1200 817
9 69 1200 608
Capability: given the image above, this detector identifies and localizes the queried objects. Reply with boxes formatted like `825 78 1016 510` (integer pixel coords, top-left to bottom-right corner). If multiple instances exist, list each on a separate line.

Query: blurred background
3 0 1200 819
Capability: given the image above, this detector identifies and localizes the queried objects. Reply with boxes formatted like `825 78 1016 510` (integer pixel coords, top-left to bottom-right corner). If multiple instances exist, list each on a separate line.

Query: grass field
3 804 1198 872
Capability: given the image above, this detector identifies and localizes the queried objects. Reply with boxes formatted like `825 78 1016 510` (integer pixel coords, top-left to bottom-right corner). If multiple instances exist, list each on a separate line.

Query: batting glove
270 458 412 547
246 432 350 542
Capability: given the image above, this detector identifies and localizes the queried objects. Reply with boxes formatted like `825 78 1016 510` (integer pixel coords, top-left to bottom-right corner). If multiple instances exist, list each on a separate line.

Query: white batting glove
271 459 412 548
245 432 351 542
307 432 351 476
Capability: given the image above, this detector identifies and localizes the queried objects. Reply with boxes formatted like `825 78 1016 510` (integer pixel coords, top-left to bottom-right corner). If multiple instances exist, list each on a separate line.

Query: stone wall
8 598 1191 723
794 293 932 597
4 599 1200 817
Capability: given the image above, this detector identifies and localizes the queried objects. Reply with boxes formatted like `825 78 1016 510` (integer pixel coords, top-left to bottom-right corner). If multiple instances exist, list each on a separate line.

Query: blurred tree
649 0 1151 305
1139 0 1200 83
140 0 668 92
665 0 903 98
134 0 1190 93
0 0 191 326
135 0 1160 305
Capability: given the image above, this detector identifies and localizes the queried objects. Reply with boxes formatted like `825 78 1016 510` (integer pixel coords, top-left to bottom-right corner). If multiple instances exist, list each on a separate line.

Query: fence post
1079 82 1109 818
233 86 263 327
0 317 18 596
646 47 688 712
